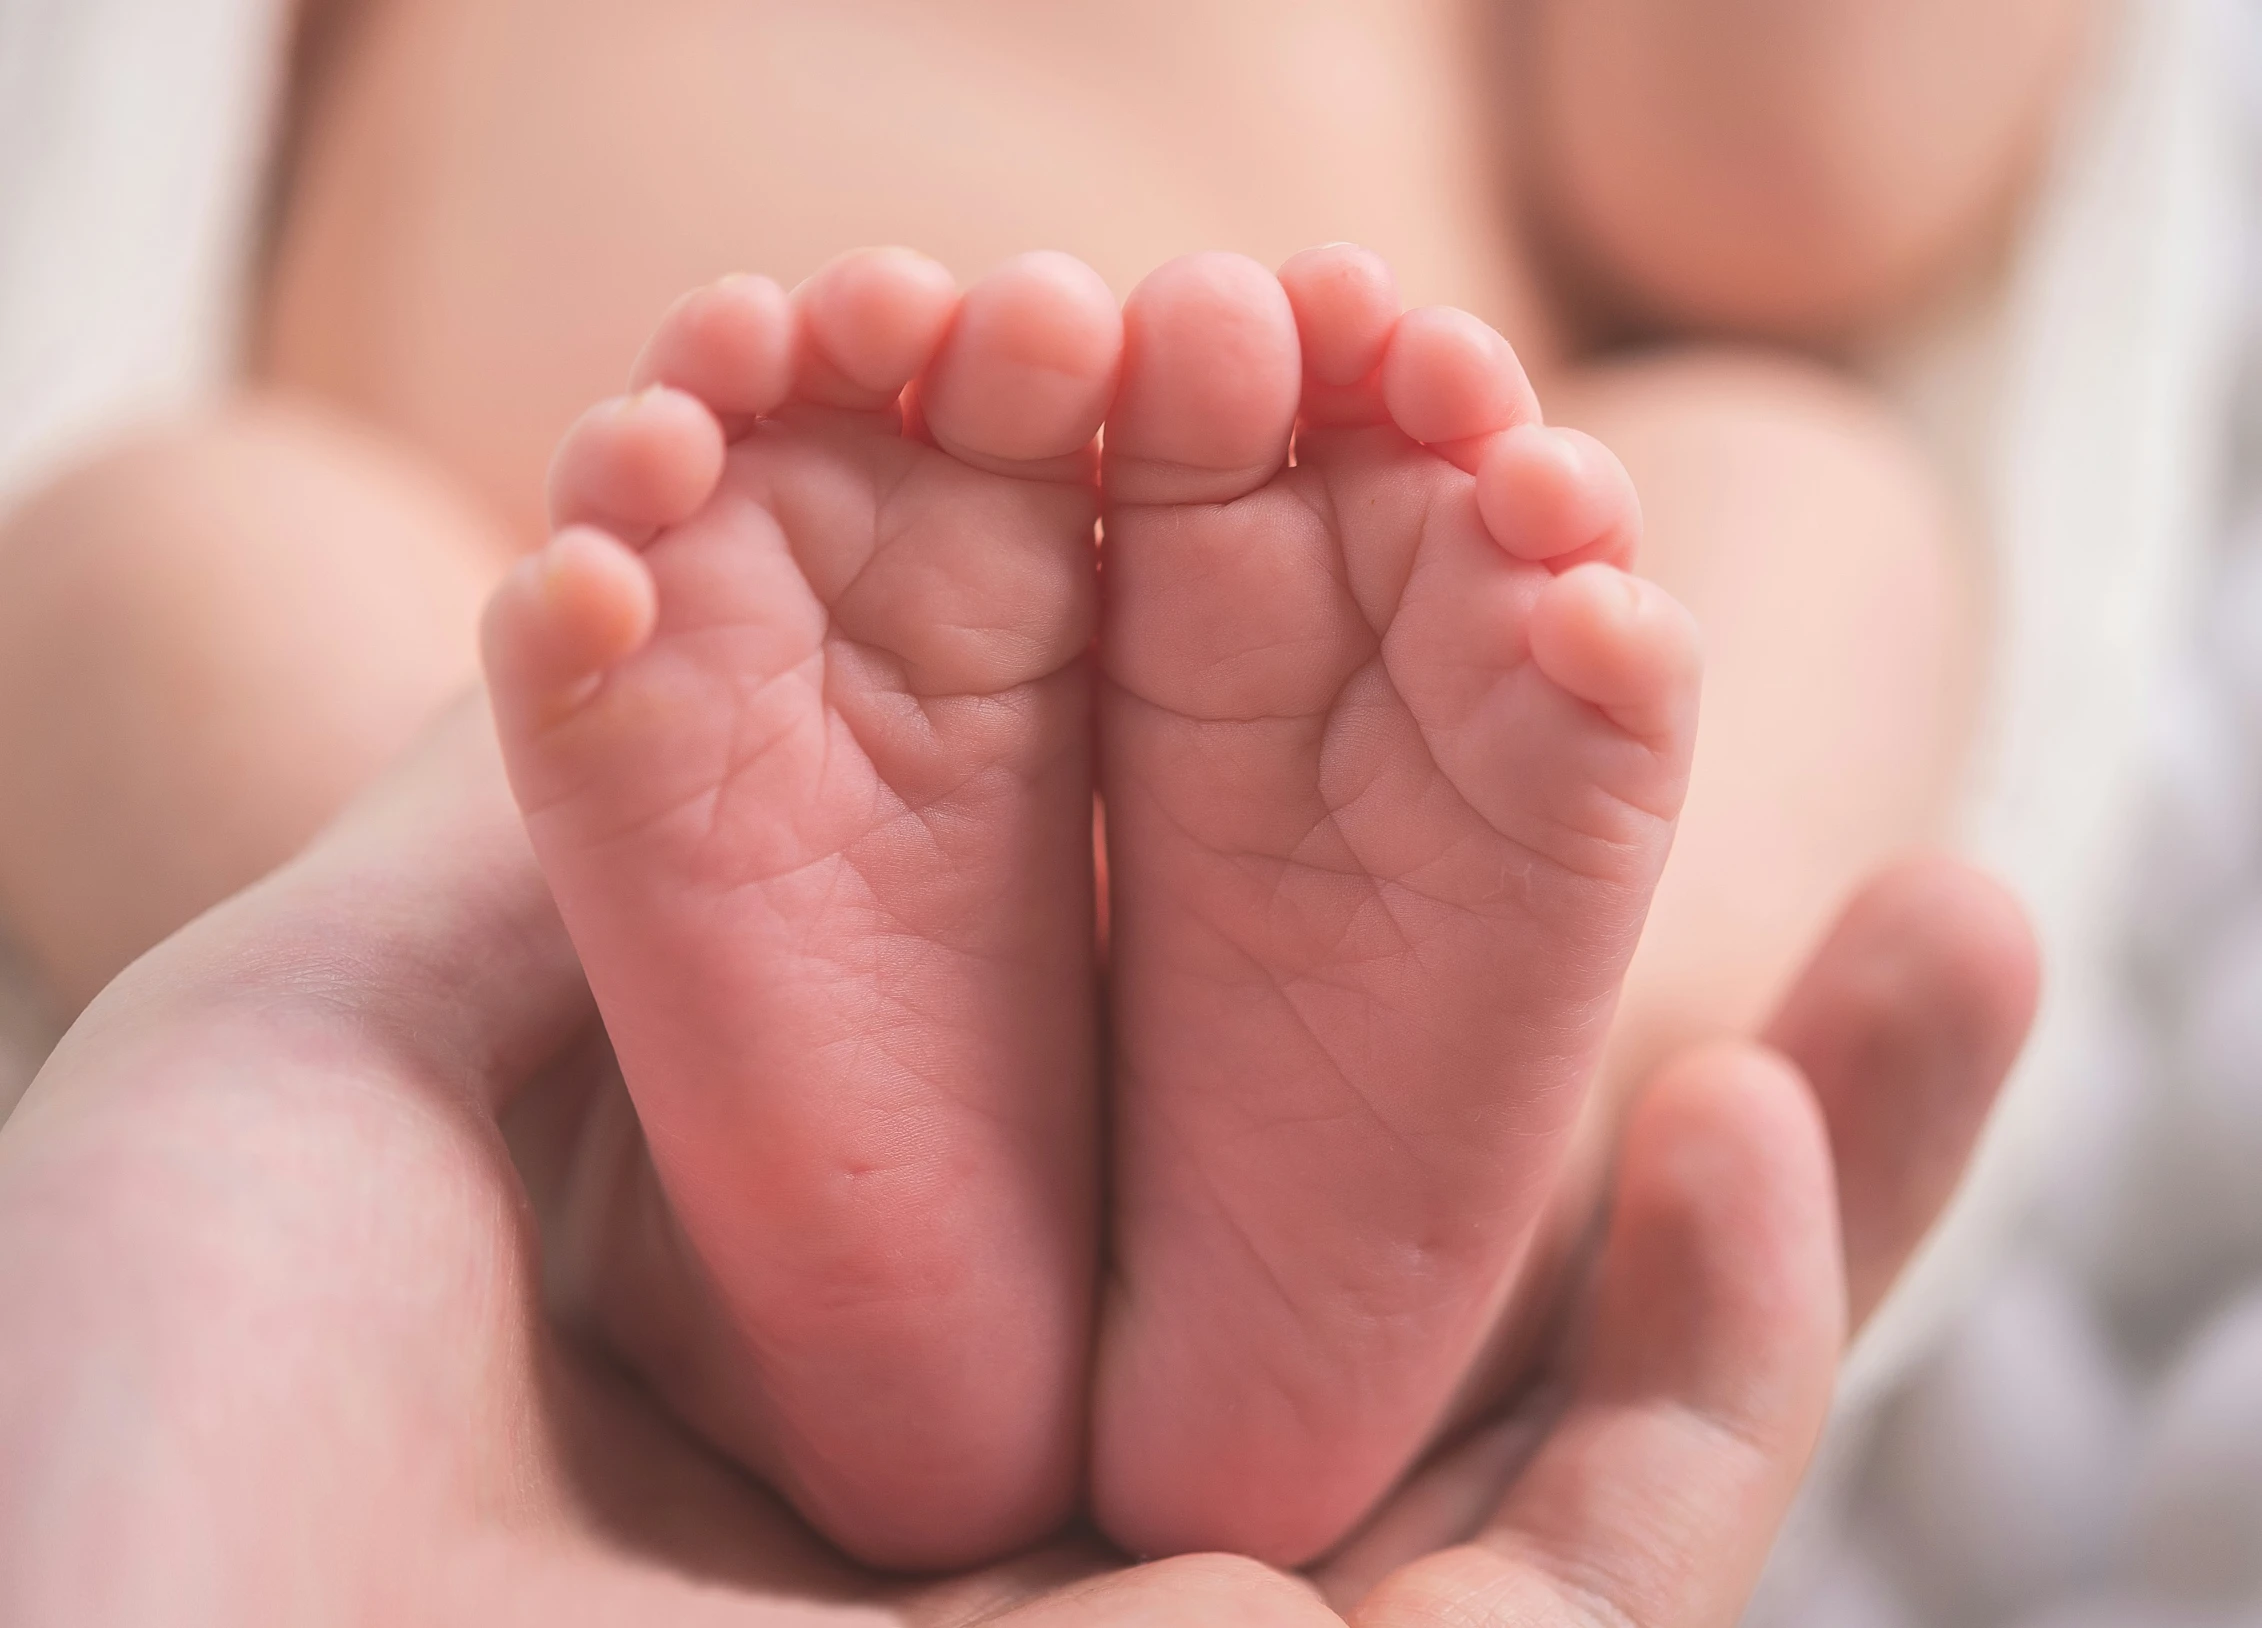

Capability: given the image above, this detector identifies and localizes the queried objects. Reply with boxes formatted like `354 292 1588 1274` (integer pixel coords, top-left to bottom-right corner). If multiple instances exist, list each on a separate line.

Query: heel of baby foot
1529 562 1702 749
482 525 657 727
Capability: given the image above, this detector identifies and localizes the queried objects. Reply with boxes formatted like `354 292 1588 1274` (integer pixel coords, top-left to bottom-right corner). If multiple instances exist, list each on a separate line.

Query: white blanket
0 0 285 506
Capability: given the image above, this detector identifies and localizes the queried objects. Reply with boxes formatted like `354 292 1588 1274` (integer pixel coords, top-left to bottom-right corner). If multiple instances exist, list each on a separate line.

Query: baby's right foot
1093 248 1701 1565
483 249 1118 1569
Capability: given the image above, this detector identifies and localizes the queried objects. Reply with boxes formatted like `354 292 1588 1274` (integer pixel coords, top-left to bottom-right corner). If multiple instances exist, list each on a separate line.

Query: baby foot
483 249 1118 1568
1092 247 1700 1564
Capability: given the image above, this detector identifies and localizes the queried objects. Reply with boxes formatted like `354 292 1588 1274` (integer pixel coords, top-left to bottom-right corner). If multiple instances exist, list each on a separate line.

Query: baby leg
1517 0 2093 335
0 399 513 1006
1573 348 1981 1088
1467 344 1985 1415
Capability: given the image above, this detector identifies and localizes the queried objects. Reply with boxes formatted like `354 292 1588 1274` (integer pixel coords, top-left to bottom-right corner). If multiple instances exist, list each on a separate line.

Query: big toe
921 250 1122 477
1104 252 1301 507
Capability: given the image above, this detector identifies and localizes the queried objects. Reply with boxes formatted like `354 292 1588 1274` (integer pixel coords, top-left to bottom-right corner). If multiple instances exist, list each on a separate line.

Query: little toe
792 246 960 413
629 274 797 424
1103 251 1301 506
1476 424 1641 570
547 386 728 542
920 250 1121 479
1529 561 1703 747
483 524 657 724
1378 306 1540 470
1279 243 1402 429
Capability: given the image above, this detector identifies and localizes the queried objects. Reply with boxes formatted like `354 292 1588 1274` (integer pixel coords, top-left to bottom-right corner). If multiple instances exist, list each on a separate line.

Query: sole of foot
1092 244 1701 1566
484 247 1120 1570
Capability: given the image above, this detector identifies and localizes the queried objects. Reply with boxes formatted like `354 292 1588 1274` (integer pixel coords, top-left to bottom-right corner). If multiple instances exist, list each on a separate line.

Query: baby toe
1104 252 1301 507
1477 424 1641 569
547 386 727 541
1378 305 1540 467
482 524 657 725
630 274 797 422
1529 561 1703 751
920 250 1121 477
792 246 960 412
1279 243 1401 429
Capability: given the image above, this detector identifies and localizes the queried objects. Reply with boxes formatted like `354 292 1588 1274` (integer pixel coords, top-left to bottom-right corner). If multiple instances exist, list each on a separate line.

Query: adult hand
1318 849 2037 1623
0 703 2032 1626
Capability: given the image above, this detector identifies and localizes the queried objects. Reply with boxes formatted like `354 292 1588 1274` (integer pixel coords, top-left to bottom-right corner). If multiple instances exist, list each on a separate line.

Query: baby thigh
0 397 513 1006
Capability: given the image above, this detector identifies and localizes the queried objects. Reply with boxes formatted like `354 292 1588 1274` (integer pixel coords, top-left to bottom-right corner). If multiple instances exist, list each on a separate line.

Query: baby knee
1521 0 2091 339
1564 349 1960 554
0 399 509 631
1556 348 1982 725
0 400 509 999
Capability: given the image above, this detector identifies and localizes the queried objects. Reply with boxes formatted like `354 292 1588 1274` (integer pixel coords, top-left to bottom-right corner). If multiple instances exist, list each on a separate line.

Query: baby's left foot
1093 247 1701 1565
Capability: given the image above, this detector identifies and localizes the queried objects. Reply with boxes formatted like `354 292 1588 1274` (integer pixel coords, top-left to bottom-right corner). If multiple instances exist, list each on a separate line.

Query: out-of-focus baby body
265 0 1543 541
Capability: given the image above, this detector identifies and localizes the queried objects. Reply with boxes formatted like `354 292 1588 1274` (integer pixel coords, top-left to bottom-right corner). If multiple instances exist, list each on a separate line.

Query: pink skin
1 705 1984 1627
1094 247 1699 1564
485 247 1119 1569
485 243 1697 1569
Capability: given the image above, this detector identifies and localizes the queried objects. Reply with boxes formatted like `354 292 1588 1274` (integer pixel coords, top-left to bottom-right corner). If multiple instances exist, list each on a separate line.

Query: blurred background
1751 5 2262 1624
0 1 2258 1623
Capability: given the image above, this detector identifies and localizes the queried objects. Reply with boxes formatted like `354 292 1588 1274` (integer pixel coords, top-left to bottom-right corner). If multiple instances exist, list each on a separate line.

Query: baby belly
260 0 1539 538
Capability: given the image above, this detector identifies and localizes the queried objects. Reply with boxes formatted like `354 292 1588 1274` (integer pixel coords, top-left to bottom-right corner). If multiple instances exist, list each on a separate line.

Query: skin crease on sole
486 247 1122 1571
1088 245 1699 1566
0 0 2088 1596
486 242 1699 1571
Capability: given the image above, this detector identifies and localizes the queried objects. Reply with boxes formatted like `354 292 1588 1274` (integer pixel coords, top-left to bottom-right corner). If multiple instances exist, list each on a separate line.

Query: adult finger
1352 1043 1843 1628
49 694 588 1121
1762 853 2038 1328
1312 1410 1547 1611
983 1553 1344 1627
1320 852 2039 1598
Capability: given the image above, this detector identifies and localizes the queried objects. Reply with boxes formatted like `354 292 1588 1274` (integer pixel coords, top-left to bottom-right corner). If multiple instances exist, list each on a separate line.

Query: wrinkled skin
0 702 2034 1627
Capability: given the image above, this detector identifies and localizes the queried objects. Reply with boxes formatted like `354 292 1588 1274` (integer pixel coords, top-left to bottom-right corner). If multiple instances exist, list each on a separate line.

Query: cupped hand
0 703 2032 1626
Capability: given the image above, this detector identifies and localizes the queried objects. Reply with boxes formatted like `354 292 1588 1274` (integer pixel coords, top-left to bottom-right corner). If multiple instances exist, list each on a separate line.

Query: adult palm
0 707 2032 1626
